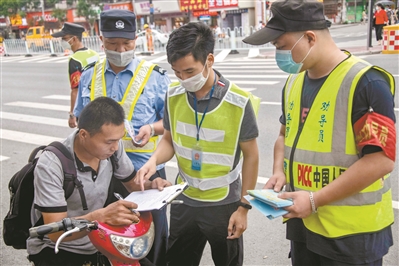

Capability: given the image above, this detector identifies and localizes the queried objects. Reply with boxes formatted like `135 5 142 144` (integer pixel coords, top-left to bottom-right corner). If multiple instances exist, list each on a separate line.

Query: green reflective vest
168 82 259 202
284 54 395 238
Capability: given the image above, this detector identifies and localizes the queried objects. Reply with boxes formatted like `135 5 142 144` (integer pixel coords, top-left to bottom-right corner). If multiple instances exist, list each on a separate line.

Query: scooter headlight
110 222 155 260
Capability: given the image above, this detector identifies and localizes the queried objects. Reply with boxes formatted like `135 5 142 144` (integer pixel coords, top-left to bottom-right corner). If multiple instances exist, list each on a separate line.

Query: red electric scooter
29 212 154 266
29 182 188 265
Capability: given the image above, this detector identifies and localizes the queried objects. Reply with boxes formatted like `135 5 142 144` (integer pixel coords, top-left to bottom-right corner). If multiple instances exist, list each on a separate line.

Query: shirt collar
104 57 140 75
187 69 228 101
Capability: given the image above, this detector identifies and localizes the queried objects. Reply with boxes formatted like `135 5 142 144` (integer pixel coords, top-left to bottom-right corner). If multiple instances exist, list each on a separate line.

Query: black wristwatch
238 201 252 210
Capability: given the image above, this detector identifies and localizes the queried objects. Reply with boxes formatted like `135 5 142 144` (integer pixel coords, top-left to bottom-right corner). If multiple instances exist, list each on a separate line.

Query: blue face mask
275 34 313 74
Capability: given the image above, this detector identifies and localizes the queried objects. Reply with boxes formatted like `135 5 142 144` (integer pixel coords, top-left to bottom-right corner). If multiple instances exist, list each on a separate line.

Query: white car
136 29 169 49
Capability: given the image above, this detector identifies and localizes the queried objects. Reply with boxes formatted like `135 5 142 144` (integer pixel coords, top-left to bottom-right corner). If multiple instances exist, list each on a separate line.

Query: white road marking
0 156 10 162
1 112 67 127
42 95 69 100
0 129 63 146
5 101 69 111
169 79 279 85
215 49 231 62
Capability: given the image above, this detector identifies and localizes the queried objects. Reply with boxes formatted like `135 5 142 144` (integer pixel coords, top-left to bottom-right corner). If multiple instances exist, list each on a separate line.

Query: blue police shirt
74 57 170 170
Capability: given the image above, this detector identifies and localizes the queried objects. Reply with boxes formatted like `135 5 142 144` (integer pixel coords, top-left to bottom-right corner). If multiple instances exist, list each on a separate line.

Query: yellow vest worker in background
144 24 154 54
244 1 396 265
51 22 99 128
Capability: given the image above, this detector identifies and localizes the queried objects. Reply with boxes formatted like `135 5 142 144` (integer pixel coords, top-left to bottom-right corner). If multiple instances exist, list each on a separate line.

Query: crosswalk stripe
217 62 277 65
248 48 260 58
17 55 53 63
215 49 231 62
170 79 278 85
1 112 67 127
0 156 10 162
0 129 63 145
214 65 279 69
36 56 69 63
217 70 283 73
43 95 70 100
148 55 167 63
5 101 69 111
167 74 287 79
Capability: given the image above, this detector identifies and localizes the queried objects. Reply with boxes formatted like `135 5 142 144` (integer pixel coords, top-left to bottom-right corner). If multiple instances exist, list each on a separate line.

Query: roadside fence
2 26 272 57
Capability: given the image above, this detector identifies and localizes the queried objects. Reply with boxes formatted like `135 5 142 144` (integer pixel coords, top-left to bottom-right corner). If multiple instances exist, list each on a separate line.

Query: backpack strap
28 145 47 163
45 142 88 211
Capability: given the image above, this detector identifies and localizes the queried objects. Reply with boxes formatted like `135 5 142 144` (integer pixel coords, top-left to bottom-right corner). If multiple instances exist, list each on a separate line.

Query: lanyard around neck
194 72 217 142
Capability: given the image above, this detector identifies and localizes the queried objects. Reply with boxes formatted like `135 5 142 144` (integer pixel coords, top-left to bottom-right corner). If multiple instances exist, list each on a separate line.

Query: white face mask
105 49 135 67
177 61 209 92
61 37 73 50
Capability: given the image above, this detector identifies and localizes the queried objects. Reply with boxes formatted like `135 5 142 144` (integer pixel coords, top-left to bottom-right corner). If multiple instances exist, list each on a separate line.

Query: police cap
52 22 85 38
100 9 136 40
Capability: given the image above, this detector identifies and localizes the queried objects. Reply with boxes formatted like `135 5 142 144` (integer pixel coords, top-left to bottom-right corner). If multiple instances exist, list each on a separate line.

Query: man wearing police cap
243 0 395 265
74 9 170 266
52 22 99 128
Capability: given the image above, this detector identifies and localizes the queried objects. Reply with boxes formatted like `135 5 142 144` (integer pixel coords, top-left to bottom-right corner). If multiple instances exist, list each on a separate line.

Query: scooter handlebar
29 218 78 237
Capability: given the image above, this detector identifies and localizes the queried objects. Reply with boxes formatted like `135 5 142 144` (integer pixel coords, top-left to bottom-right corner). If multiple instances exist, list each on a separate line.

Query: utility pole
40 0 45 25
367 0 375 48
149 0 154 26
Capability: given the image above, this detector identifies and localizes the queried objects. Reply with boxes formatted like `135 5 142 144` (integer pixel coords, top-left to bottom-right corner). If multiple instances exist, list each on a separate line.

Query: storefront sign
226 8 248 14
26 12 57 23
135 0 180 15
209 0 238 9
193 10 218 17
103 2 133 11
180 0 209 11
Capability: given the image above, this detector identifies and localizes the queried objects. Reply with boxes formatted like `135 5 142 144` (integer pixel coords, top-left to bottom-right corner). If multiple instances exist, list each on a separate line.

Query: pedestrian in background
51 22 99 128
361 10 367 25
244 0 396 265
144 24 154 53
74 10 170 266
373 3 388 45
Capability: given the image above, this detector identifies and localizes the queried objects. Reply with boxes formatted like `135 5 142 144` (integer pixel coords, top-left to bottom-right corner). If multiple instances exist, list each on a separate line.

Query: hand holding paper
245 189 293 220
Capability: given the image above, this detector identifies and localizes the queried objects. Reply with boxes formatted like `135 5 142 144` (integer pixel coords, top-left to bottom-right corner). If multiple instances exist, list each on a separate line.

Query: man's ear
207 53 215 68
304 31 316 43
79 129 89 141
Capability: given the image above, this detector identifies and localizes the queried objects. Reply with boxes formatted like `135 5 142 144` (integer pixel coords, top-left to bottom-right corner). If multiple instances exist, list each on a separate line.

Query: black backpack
2 141 128 249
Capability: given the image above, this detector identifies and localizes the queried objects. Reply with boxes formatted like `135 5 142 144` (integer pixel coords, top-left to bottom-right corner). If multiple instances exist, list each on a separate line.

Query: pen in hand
114 192 140 216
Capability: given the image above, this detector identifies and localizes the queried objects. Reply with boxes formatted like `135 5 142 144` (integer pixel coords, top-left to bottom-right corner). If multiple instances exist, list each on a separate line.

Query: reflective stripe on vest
284 55 395 238
90 59 158 153
70 49 99 69
168 82 250 201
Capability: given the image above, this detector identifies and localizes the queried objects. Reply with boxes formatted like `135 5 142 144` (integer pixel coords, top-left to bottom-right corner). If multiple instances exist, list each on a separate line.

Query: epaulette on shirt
153 65 166 75
82 61 97 72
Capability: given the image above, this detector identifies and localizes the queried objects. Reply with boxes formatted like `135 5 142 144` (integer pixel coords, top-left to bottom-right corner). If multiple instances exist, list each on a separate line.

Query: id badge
191 144 203 171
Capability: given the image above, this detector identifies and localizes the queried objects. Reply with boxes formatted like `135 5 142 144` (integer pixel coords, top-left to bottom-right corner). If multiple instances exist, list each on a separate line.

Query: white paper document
124 183 188 211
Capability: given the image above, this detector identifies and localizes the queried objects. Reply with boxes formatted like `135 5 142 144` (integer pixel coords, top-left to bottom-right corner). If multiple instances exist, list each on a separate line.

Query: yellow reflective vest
90 59 158 153
283 54 395 238
168 81 260 202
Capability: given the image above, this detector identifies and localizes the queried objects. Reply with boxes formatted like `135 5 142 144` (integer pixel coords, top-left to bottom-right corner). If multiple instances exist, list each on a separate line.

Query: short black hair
167 22 214 65
78 97 125 136
377 3 385 9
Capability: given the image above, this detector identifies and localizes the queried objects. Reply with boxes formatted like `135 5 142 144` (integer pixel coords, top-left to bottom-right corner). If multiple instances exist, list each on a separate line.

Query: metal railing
2 26 273 57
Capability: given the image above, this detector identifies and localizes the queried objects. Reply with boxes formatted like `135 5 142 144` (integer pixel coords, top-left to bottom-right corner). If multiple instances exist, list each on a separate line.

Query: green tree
52 8 67 27
76 0 102 36
0 0 39 17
